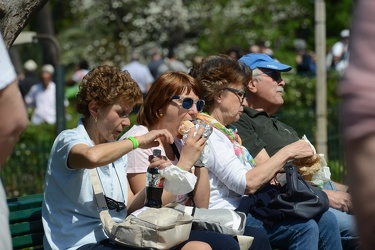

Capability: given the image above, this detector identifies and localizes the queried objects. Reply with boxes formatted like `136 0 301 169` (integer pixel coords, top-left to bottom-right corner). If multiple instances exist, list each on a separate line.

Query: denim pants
324 181 360 249
246 210 342 250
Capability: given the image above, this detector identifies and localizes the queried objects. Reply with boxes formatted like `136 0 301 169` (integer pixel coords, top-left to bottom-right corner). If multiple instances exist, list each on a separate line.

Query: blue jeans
246 210 342 250
324 181 359 249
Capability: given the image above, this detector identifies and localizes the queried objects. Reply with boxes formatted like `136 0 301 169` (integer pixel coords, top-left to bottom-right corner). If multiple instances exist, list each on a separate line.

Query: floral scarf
197 112 255 167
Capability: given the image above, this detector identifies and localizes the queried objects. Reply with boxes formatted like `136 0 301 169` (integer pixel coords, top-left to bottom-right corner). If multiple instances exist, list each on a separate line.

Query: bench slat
10 219 44 237
8 194 43 212
12 233 44 250
9 207 42 224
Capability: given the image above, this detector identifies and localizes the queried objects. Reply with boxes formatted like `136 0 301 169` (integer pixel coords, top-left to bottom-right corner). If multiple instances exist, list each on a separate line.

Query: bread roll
178 120 195 135
292 154 321 181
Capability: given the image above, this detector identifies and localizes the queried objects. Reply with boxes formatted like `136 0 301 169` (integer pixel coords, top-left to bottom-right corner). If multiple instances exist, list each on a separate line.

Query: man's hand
324 189 353 213
284 140 314 160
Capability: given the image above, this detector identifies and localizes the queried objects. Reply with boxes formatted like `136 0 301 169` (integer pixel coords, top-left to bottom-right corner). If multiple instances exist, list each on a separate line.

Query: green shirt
233 107 300 157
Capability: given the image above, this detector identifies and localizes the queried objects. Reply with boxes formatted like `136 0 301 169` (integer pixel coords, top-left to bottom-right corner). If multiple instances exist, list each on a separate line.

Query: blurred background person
294 39 316 77
65 59 90 101
327 29 350 76
18 59 39 100
147 49 165 79
158 49 189 74
226 47 243 60
25 64 68 125
122 51 154 98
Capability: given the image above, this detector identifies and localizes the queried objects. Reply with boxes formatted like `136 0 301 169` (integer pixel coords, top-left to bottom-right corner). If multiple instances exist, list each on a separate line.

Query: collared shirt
42 119 128 250
233 107 299 157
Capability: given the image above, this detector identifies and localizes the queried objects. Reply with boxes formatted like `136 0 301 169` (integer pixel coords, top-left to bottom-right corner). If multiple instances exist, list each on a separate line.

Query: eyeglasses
224 87 246 102
104 195 126 212
255 70 282 82
171 96 205 112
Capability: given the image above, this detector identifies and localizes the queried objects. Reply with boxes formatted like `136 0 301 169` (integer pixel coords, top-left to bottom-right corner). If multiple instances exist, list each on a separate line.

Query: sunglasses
225 87 245 102
104 195 126 212
171 96 205 112
257 70 282 82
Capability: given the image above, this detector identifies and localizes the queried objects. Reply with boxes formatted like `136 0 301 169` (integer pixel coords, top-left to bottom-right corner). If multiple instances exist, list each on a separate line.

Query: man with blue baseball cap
239 53 292 72
233 53 359 249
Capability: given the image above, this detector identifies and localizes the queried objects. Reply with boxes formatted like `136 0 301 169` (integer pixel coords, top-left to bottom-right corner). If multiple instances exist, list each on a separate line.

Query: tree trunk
0 0 48 48
37 2 57 65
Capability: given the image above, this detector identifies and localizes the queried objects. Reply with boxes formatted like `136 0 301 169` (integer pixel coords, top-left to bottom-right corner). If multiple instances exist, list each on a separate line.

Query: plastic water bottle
144 149 164 208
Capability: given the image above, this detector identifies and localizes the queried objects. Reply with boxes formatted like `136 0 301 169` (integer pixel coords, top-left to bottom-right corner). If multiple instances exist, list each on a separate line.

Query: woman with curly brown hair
41 65 211 250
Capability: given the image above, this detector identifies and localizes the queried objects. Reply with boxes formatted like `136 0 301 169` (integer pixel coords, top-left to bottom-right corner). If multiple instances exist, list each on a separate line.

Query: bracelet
126 136 139 149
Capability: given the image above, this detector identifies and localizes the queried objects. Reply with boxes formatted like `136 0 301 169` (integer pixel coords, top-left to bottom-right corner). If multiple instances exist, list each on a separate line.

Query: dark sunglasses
171 96 205 112
224 87 246 102
259 70 282 82
104 195 126 212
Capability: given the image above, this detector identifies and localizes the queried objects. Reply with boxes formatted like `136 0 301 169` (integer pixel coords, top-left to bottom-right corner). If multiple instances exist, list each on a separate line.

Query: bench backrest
8 193 44 250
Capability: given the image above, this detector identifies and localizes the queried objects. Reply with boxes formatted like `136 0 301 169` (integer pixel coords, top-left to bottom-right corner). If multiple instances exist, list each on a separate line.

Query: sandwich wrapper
159 165 197 195
159 120 213 195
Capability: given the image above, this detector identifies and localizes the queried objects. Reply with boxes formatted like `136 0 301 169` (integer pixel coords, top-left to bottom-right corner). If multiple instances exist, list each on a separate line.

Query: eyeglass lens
265 71 281 81
172 96 205 112
225 88 245 102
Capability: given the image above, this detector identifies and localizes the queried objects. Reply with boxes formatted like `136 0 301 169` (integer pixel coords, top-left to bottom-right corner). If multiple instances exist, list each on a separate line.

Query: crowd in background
10 28 350 128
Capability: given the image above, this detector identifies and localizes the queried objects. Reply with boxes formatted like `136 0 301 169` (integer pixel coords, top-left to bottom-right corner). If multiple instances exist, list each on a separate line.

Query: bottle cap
152 149 162 156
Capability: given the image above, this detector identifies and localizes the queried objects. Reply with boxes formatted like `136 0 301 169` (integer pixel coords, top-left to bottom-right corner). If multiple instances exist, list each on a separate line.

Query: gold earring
158 110 163 116
94 116 98 123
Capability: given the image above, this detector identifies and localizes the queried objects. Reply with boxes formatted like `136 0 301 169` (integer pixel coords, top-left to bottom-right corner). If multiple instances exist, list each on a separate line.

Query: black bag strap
171 142 180 160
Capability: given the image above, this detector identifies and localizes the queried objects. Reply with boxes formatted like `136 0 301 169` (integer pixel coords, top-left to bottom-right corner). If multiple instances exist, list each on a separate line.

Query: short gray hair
252 68 263 81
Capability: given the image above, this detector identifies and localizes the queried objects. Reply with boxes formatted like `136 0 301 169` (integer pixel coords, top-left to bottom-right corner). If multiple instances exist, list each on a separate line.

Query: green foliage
0 123 55 197
327 160 347 184
42 0 353 68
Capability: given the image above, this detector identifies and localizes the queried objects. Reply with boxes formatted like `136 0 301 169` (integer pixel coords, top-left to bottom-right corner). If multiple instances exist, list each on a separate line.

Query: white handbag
89 169 192 249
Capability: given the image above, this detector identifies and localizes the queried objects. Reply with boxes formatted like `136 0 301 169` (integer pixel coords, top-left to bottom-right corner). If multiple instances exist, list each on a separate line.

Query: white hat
41 64 54 74
340 29 350 38
24 59 37 71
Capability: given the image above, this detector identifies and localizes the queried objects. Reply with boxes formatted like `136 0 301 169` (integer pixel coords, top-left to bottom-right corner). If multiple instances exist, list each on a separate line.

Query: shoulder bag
269 163 329 220
89 169 192 250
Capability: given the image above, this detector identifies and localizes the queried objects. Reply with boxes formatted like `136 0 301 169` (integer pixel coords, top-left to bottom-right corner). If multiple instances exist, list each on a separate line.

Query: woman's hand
148 155 172 170
137 129 174 149
178 126 207 171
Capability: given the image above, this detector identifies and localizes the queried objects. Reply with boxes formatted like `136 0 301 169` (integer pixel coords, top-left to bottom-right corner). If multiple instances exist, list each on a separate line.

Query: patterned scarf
197 113 255 166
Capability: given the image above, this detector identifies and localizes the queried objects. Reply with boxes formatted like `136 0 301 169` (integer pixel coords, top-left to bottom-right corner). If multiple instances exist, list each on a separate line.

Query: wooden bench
8 193 44 250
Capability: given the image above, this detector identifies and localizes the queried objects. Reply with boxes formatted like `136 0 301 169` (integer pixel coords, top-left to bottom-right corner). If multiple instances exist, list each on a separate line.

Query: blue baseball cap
239 53 292 72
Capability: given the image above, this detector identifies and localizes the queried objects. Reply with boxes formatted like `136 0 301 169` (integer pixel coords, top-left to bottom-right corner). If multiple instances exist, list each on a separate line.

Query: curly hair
76 65 143 117
138 71 201 128
189 54 251 113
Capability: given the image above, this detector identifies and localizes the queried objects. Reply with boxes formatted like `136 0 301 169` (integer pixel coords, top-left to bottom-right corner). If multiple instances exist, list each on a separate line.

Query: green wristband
126 136 139 149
